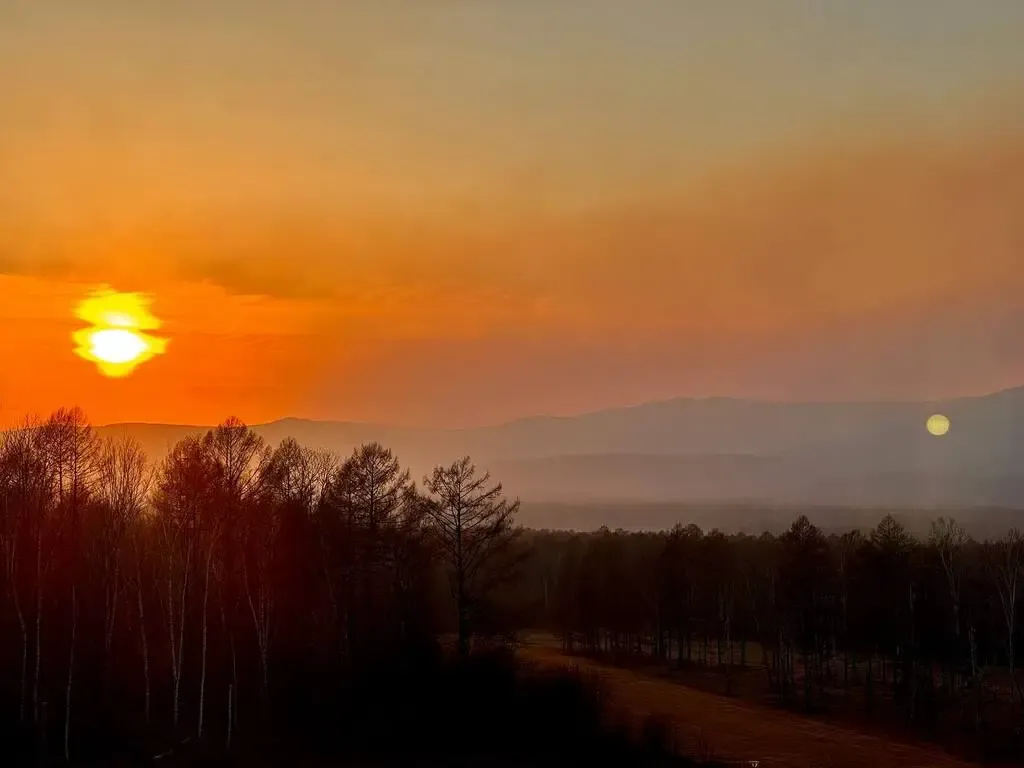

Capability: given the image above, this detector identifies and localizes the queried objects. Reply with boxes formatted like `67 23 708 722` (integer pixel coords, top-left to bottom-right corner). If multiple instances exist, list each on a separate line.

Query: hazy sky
2 1 1023 426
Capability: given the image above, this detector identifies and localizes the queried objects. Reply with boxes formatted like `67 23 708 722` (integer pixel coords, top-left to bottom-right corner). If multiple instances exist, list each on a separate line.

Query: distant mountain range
96 386 1024 512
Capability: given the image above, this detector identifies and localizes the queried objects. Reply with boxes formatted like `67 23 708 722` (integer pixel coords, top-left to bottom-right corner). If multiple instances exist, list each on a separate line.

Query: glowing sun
926 413 951 437
72 289 168 377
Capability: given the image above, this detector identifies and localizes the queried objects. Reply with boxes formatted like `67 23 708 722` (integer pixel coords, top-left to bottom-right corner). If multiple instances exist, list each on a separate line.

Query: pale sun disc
926 413 950 437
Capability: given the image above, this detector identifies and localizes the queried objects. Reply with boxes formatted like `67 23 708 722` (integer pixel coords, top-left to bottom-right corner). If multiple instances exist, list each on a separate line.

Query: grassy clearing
519 635 993 768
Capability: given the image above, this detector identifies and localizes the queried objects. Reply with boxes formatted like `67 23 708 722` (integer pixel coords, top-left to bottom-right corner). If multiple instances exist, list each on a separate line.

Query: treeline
0 407 566 765
5 406 1022 763
511 516 1023 757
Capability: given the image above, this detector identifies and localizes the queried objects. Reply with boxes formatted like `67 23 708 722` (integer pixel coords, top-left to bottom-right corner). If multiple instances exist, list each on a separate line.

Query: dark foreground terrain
519 634 989 768
8 646 709 767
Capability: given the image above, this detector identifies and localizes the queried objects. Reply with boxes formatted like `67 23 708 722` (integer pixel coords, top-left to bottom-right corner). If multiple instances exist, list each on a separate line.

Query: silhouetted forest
1 408 1022 764
511 520 1024 761
0 409 704 766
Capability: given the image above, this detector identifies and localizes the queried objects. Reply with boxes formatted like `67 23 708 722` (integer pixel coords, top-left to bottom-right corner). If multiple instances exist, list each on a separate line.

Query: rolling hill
94 386 1024 512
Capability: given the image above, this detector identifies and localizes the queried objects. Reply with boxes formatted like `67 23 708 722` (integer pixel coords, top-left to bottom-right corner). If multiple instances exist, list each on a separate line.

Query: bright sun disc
87 329 149 364
72 289 168 377
926 413 951 437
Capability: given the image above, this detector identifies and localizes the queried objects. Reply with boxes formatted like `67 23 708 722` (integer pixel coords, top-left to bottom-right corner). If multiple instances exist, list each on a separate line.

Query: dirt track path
518 640 981 768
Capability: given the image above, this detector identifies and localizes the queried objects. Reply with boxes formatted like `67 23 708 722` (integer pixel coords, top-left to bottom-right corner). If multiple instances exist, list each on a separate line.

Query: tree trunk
803 650 812 712
219 589 239 734
64 585 76 763
968 625 980 732
136 562 151 724
764 646 776 694
103 560 120 704
225 684 234 751
725 617 733 696
1007 625 1021 727
171 591 183 732
13 588 28 723
542 575 549 620
245 563 272 712
456 537 469 661
318 531 344 660
818 646 826 703
789 646 796 703
230 630 239 731
197 546 213 740
866 653 874 714
33 528 43 726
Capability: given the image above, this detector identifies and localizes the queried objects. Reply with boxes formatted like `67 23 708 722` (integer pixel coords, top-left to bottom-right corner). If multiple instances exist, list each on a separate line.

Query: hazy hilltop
96 386 1024 514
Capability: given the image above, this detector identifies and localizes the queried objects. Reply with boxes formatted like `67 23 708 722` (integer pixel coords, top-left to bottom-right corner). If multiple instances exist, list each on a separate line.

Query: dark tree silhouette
423 457 521 659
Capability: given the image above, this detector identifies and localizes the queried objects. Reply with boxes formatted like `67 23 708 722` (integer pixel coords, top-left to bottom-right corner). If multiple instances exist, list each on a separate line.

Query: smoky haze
97 385 1024 515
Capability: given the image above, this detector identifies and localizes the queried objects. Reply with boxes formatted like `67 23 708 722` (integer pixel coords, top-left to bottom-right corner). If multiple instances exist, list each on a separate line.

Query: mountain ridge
94 384 1024 432
90 385 1024 509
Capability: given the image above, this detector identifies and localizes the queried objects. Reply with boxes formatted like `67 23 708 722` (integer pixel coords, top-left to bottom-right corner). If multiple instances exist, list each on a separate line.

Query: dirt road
517 639 982 768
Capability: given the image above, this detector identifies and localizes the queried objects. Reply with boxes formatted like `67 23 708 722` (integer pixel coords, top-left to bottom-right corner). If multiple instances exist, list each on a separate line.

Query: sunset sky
2 1 1023 427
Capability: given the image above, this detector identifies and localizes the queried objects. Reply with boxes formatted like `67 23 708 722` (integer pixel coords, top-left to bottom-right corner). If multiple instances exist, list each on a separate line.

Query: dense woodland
0 408 649 766
1 407 1022 763
512 517 1024 760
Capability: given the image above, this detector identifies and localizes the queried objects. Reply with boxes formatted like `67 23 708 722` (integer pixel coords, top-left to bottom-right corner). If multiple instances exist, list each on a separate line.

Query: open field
518 634 990 768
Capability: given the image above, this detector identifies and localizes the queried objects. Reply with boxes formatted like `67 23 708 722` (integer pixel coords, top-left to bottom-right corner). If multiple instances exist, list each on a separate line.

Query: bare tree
716 552 736 693
271 439 334 514
131 521 154 726
930 517 968 693
986 529 1023 709
318 442 415 661
241 487 280 710
204 417 271 506
28 423 54 732
153 435 222 734
36 407 100 762
0 416 48 724
423 457 520 659
93 437 151 692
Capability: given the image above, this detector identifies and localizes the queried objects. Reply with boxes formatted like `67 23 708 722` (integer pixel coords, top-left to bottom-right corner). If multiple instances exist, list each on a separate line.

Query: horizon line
84 382 1023 431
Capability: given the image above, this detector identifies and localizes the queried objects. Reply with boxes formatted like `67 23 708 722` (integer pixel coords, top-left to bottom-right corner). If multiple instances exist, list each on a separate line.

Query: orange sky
2 2 1023 427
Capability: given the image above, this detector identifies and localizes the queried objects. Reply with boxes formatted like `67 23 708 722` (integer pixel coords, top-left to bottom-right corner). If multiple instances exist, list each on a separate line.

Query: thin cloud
1 126 1021 345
